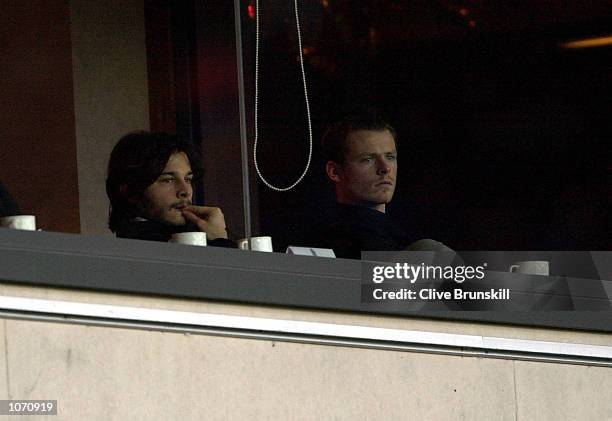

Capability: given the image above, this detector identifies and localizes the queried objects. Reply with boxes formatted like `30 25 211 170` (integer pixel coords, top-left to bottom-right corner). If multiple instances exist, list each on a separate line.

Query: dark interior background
239 0 610 251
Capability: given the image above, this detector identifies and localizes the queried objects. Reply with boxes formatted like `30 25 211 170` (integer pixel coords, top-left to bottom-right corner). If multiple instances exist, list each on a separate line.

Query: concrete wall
70 0 150 235
1 283 611 420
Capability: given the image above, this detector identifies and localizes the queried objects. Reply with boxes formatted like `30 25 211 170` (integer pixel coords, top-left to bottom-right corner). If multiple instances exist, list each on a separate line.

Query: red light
248 4 255 20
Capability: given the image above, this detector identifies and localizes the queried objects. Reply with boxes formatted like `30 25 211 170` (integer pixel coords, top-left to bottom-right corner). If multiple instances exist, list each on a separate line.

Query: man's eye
387 155 397 160
185 177 193 184
160 178 174 183
361 157 373 162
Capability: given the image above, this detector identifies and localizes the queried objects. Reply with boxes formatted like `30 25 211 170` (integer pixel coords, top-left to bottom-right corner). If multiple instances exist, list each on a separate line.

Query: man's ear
325 161 343 183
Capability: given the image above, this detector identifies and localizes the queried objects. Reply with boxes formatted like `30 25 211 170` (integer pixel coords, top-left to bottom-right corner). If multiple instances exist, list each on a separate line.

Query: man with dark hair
316 107 413 259
106 131 232 246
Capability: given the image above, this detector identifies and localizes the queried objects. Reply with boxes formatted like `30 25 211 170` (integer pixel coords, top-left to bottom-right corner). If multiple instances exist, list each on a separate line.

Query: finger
185 205 217 216
182 209 227 239
182 209 209 230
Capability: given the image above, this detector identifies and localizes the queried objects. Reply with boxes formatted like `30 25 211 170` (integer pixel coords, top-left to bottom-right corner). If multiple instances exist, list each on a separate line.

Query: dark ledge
0 228 611 333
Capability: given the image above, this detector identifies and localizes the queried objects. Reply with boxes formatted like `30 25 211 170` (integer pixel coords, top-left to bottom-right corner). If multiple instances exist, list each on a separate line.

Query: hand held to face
181 205 228 240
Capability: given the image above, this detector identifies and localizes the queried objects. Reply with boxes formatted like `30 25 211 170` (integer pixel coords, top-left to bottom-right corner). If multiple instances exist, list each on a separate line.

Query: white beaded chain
253 0 313 191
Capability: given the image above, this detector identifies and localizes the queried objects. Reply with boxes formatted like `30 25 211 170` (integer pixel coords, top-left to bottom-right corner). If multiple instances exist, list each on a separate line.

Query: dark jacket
315 204 412 259
115 219 235 248
0 180 20 217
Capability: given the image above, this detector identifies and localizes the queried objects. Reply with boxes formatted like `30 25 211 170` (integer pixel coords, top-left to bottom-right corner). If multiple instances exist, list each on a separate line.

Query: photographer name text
372 288 510 301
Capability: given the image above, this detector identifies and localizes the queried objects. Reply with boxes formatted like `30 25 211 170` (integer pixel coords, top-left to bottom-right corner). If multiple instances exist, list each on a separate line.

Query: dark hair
321 106 397 164
0 179 20 217
106 131 202 233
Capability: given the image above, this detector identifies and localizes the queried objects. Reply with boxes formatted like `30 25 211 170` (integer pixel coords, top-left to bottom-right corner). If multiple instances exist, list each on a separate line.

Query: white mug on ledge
0 215 36 231
170 232 207 246
238 236 273 252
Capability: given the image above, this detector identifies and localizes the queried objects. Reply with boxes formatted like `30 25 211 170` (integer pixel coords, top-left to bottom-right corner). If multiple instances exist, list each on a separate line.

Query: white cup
170 232 207 246
509 261 549 276
0 215 36 231
238 236 273 252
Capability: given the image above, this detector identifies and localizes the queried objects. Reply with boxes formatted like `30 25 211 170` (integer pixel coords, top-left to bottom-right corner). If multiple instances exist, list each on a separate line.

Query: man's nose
176 180 192 199
376 158 391 174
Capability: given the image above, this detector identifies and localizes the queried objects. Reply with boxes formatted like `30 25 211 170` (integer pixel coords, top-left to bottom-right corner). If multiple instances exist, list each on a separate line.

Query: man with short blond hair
317 107 412 259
